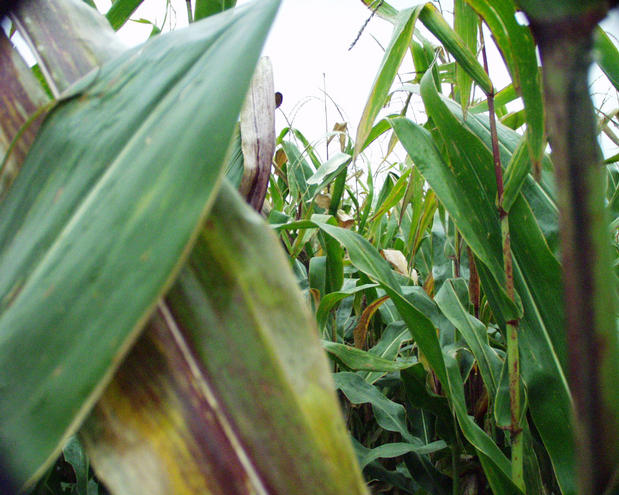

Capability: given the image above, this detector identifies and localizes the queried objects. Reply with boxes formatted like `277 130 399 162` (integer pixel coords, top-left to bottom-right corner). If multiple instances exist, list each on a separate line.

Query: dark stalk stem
532 13 618 493
480 24 524 491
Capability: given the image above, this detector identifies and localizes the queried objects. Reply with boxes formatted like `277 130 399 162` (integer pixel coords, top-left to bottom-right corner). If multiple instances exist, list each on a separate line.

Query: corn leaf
83 182 369 495
195 0 237 21
106 0 144 30
594 27 619 92
354 6 424 159
454 0 478 114
0 1 280 486
464 0 545 175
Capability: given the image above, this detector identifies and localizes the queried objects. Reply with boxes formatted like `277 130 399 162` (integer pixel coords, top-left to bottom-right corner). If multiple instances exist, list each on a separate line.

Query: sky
10 0 619 162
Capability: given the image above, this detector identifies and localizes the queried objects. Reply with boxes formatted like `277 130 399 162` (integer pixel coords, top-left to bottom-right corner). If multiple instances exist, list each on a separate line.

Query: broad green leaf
594 28 619 92
435 279 502 398
195 0 237 21
309 255 327 297
334 372 415 442
354 6 424 159
355 440 448 470
306 152 351 190
12 0 125 95
0 1 280 486
316 283 378 331
358 0 400 23
441 97 559 252
389 117 521 321
321 230 345 293
418 4 492 94
454 0 478 114
83 183 369 494
465 0 545 174
105 0 143 30
503 137 531 212
322 341 416 372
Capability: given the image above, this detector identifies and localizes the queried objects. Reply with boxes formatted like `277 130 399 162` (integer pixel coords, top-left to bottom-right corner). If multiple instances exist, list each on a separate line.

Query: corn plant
268 0 618 493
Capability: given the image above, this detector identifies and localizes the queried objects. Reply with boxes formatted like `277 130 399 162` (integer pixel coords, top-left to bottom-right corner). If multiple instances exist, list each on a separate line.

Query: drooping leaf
0 1 280 486
334 372 415 442
418 3 492 94
454 0 478 114
322 341 415 372
239 56 276 211
105 0 144 30
354 6 424 159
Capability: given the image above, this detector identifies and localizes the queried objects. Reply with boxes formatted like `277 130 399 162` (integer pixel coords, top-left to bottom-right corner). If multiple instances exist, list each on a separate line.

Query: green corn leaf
0 1 280 486
503 136 532 212
307 152 351 192
105 0 144 30
354 6 424 159
454 0 478 115
322 341 416 372
418 3 493 95
594 27 619 92
354 440 448 470
465 0 545 175
435 279 503 398
334 372 416 442
195 0 237 21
